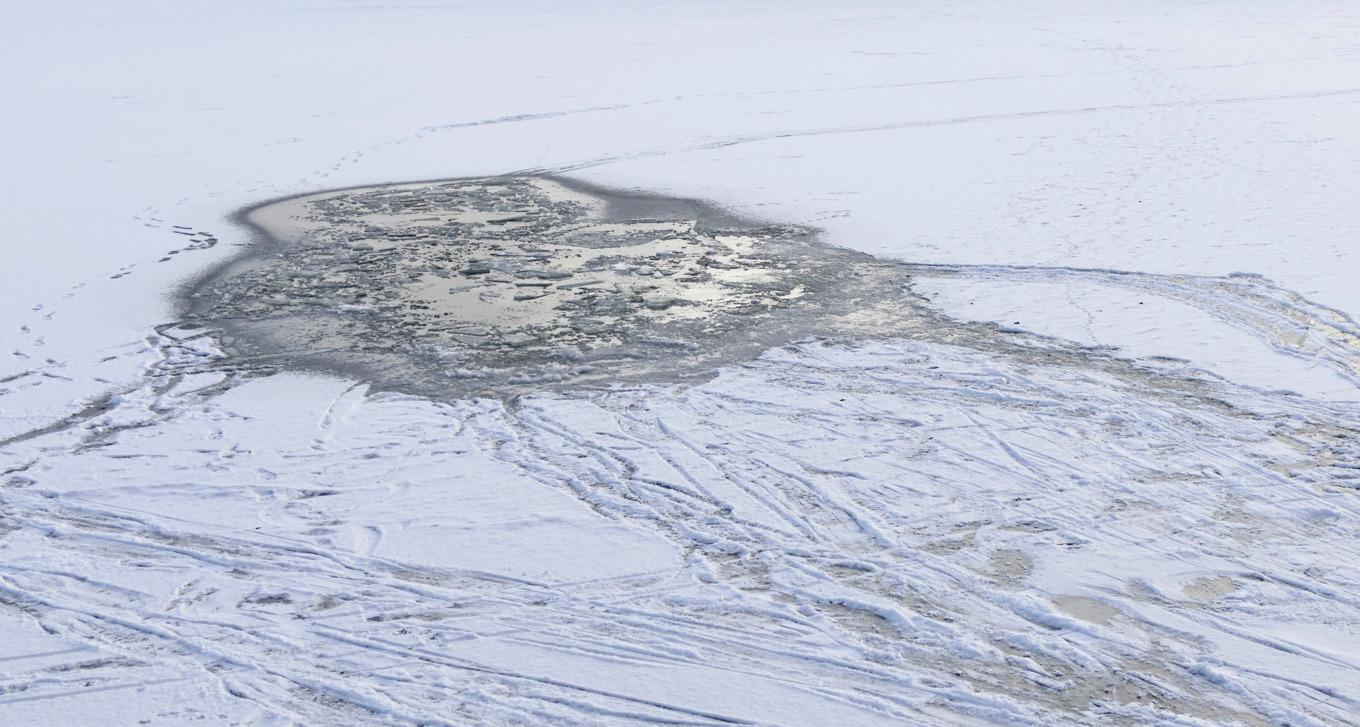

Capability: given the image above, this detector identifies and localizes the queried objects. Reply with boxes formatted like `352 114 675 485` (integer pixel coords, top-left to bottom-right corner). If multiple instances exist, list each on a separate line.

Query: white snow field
4 1 1360 724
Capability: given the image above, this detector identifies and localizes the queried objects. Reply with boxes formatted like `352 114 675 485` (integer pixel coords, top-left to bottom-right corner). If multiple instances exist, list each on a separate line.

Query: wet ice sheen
183 176 917 397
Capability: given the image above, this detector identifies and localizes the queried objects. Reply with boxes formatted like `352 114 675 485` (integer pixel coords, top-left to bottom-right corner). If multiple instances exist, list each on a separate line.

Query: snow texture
4 1 1360 724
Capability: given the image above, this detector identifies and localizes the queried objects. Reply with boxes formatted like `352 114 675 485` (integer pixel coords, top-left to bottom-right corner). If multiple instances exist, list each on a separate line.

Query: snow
4 1 1360 724
912 272 1360 401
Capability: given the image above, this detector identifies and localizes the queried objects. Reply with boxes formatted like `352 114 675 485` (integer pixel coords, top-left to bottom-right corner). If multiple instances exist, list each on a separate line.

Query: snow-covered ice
4 1 1360 724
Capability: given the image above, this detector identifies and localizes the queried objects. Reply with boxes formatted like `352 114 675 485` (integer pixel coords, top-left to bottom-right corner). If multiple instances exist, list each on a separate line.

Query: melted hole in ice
182 176 923 398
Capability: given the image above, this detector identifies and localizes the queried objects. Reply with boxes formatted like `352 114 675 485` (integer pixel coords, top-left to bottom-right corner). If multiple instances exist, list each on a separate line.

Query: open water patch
179 176 926 398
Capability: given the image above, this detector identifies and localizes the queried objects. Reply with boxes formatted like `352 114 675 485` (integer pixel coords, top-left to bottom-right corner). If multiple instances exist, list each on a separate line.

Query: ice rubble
183 176 916 397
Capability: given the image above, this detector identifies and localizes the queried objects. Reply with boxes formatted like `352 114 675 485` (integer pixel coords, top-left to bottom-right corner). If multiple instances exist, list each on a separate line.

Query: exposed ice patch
181 176 920 398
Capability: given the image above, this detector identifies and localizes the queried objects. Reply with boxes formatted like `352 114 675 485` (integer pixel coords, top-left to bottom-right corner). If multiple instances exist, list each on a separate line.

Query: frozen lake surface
4 1 1360 724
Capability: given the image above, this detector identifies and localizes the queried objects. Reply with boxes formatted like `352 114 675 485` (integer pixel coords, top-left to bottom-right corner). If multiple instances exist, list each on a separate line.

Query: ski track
7 2 1360 722
508 86 1360 179
3 256 1360 724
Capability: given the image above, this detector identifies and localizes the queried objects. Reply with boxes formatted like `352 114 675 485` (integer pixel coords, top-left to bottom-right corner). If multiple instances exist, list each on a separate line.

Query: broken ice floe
182 176 922 397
